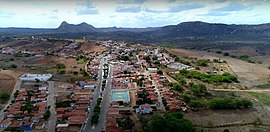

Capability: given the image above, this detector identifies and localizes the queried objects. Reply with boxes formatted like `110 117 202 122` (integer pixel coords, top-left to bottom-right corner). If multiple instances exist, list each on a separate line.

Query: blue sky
0 0 269 28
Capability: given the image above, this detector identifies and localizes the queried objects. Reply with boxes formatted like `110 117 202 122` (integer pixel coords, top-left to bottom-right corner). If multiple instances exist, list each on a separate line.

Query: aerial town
1 35 269 132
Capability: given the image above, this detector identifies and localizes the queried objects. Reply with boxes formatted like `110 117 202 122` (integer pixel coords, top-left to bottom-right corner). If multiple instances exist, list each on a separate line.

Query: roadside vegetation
247 92 270 106
91 98 102 124
177 70 238 84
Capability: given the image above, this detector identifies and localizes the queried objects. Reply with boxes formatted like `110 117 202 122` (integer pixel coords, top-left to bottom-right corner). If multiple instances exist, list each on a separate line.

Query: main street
47 81 56 132
82 55 113 132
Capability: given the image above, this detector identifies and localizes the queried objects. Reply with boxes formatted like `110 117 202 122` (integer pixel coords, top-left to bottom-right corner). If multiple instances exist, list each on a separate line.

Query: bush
0 93 10 101
43 110 51 119
196 59 209 67
56 63 66 69
10 64 17 69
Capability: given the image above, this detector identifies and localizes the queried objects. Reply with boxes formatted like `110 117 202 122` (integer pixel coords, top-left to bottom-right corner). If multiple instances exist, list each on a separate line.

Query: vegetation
247 92 270 106
119 55 130 61
147 112 195 132
210 97 252 109
56 63 66 69
76 55 89 62
223 52 230 56
10 64 17 69
196 59 209 67
179 70 238 84
43 110 51 119
56 101 71 108
0 93 10 101
91 98 102 124
188 97 252 109
188 82 207 97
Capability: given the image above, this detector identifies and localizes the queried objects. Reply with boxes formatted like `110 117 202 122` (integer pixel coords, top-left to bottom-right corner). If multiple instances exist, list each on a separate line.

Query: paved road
0 80 22 121
145 71 166 111
47 81 56 132
82 55 113 132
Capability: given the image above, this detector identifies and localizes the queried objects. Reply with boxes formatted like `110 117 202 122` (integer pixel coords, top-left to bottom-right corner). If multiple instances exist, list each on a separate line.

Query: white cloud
0 0 269 28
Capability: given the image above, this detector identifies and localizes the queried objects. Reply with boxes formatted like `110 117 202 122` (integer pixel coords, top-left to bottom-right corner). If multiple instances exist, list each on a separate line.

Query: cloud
0 10 14 18
199 11 230 16
212 3 249 11
77 9 98 15
116 6 141 13
215 0 227 3
144 8 166 13
168 4 205 12
118 0 145 5
167 0 176 3
76 0 99 15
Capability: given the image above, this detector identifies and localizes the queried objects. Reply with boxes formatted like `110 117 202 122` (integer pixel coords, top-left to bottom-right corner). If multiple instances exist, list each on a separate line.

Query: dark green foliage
119 55 130 61
148 112 195 132
180 93 191 103
196 59 209 67
56 101 70 108
210 97 252 109
10 64 17 69
179 70 238 84
223 52 230 56
43 110 51 119
76 55 89 62
188 100 208 109
173 83 183 91
56 63 66 69
157 70 163 75
0 92 10 101
189 83 207 97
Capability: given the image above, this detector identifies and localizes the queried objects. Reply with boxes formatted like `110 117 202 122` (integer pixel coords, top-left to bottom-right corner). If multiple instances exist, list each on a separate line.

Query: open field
79 42 107 53
184 109 256 127
0 70 22 94
168 48 270 87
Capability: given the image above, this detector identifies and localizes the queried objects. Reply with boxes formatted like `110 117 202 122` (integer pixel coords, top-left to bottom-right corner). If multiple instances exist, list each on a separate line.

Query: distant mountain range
1 21 270 44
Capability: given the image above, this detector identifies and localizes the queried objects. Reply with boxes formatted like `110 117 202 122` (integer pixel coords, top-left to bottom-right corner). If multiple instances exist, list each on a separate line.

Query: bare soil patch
79 42 107 53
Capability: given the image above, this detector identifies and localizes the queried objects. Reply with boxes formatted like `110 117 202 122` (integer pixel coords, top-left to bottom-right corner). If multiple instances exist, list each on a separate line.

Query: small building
136 104 153 114
19 73 52 82
0 118 13 128
148 68 157 73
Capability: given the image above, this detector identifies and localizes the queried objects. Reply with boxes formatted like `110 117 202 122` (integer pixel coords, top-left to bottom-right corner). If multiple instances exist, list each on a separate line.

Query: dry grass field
79 42 107 53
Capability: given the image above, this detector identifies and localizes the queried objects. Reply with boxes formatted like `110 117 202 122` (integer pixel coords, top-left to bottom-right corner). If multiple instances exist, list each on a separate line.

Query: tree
173 83 182 91
10 64 17 69
0 93 10 101
56 63 66 69
157 70 163 75
196 59 209 67
44 110 51 119
223 52 230 56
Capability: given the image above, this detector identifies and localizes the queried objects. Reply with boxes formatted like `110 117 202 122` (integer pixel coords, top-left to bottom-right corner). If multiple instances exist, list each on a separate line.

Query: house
136 104 153 114
35 122 45 130
0 118 13 128
21 122 34 131
148 68 157 73
56 124 69 132
66 116 85 125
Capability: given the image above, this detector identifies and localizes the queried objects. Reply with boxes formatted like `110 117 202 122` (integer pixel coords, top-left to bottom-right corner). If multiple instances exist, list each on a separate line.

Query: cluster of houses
55 80 96 131
0 85 50 131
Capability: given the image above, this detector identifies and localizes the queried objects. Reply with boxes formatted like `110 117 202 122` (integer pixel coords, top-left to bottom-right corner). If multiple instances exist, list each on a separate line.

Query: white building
136 104 153 114
19 73 52 82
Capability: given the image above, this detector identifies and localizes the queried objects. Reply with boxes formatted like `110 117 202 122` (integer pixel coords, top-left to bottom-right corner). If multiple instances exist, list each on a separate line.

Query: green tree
0 93 10 101
10 64 17 69
44 110 51 119
56 63 66 69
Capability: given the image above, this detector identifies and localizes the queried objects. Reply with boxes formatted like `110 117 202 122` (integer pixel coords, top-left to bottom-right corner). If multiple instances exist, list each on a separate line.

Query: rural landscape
0 0 270 132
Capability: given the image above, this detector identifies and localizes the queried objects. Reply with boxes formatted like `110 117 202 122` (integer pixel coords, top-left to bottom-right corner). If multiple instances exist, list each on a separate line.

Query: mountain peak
57 21 96 32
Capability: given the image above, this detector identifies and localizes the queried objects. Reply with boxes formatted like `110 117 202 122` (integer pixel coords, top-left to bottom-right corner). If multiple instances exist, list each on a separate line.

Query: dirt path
210 89 270 93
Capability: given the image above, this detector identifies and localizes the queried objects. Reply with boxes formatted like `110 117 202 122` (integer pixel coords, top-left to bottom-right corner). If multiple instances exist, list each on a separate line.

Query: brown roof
0 118 13 125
